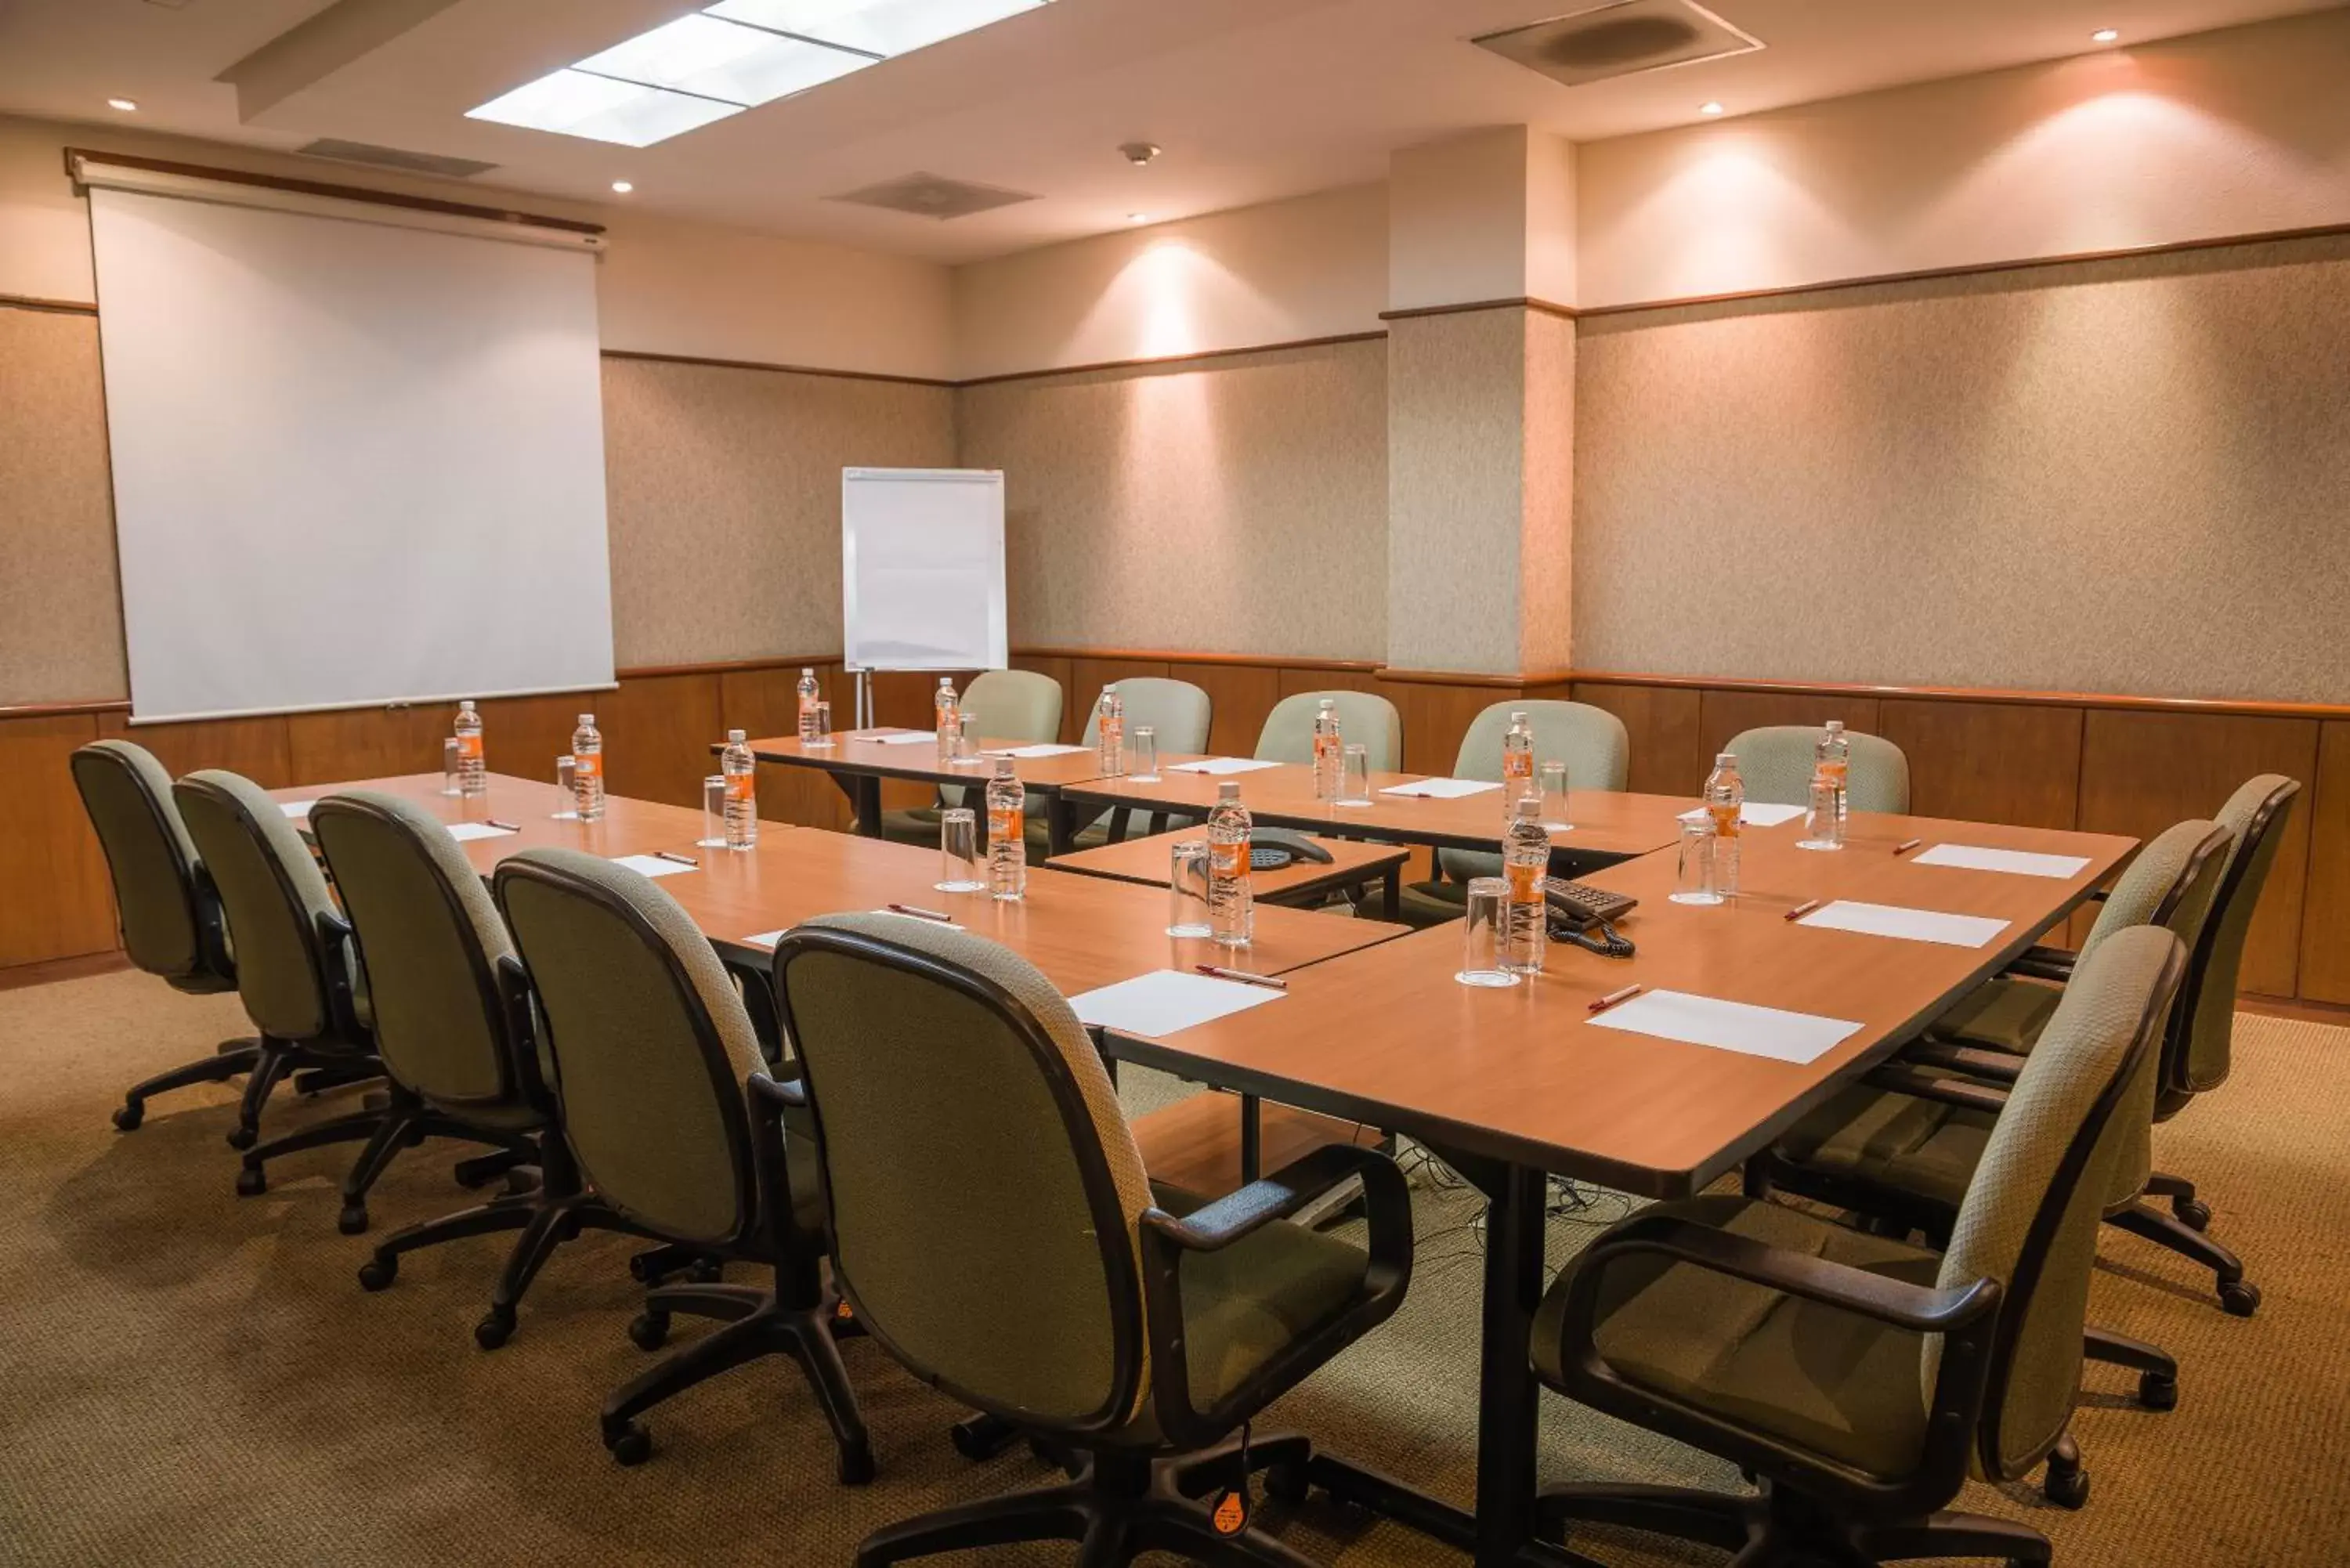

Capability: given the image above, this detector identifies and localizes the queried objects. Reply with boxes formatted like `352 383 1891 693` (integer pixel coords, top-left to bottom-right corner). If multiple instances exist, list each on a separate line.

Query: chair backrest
1932 926 2183 1481
1453 700 1629 790
310 792 523 1110
1079 677 1211 755
2164 775 2300 1107
69 740 217 983
1723 725 1910 814
1255 690 1401 771
492 848 764 1246
172 770 344 1042
774 912 1155 1434
962 669 1065 744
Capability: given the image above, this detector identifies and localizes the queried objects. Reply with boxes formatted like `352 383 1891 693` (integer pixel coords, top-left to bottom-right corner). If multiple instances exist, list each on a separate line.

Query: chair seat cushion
1932 975 2061 1055
1774 1082 1994 1214
1175 1216 1369 1413
1534 1195 1937 1477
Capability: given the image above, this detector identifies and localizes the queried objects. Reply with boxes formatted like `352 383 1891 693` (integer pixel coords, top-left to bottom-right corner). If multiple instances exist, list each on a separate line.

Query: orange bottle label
1708 802 1740 838
1506 860 1542 903
574 753 601 783
1820 760 1848 786
1213 840 1249 882
456 733 482 764
725 771 754 805
1503 750 1532 783
989 804 1022 843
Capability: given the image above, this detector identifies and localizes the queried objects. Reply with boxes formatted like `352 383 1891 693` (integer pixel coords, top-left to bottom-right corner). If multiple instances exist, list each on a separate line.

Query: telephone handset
1247 826 1336 870
1545 877 1637 958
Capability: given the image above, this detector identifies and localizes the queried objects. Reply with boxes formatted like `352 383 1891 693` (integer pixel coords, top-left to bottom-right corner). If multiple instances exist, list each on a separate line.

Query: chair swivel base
607 1271 871 1484
234 1089 537 1235
112 1036 262 1131
2108 1198 2260 1316
858 1440 1323 1568
1538 1475 2053 1567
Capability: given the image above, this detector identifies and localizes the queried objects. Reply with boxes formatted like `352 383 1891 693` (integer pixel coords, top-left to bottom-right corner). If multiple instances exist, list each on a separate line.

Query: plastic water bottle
1802 723 1846 851
453 700 486 799
1817 721 1851 829
797 668 821 743
1097 688 1126 777
571 714 605 822
1703 751 1744 899
1311 699 1343 800
935 678 961 765
1206 781 1253 948
1502 795 1549 976
721 728 757 851
985 757 1026 900
1501 710 1535 822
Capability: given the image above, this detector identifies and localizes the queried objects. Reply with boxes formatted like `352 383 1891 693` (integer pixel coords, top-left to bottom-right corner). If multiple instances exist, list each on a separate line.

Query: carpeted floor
2 969 2345 1566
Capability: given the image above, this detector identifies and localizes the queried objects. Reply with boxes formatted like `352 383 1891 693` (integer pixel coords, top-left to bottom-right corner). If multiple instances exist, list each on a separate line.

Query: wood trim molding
954 332 1386 389
0 697 132 720
0 292 99 317
63 146 605 236
1378 297 1577 323
602 349 954 389
1570 669 2350 721
613 654 837 679
1015 646 1381 673
1374 666 1574 689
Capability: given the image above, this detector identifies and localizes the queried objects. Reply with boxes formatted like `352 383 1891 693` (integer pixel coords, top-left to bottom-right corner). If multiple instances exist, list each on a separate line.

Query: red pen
886 903 954 923
1195 964 1288 992
1784 898 1822 923
1893 837 1924 856
1588 983 1643 1014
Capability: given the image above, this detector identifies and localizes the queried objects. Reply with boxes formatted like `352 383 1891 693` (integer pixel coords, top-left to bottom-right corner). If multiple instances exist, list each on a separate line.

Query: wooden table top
1061 762 1704 862
1101 811 2135 1197
1049 827 1409 902
741 730 1138 790
269 772 719 877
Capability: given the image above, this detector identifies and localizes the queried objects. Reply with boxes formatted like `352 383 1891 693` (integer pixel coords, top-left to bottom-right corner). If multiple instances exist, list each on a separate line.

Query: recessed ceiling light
107 97 139 112
1698 100 1724 116
1119 141 1161 166
2092 27 2119 42
1127 212 1148 223
610 180 634 193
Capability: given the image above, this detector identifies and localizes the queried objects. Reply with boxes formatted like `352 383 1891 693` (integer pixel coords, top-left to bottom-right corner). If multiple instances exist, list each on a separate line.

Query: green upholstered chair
1427 699 1631 894
1723 724 1911 814
170 770 381 1169
1253 690 1401 771
1531 927 2185 1567
1067 676 1213 845
771 912 1412 1568
1750 818 2229 1434
70 741 253 1136
492 848 869 1479
880 668 1065 844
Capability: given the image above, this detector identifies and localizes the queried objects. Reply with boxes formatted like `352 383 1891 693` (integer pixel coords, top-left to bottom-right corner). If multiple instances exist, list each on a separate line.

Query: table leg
851 775 882 838
1383 864 1401 921
1239 1093 1261 1183
1047 796 1077 857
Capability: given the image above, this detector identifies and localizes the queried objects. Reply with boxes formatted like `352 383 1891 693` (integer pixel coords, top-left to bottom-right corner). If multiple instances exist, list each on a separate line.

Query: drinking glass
441 738 461 797
700 775 727 848
936 808 986 893
1167 840 1213 938
1671 820 1724 905
554 755 577 818
807 699 834 750
1799 779 1843 851
1130 725 1159 782
1336 743 1372 807
1456 876 1520 988
1538 760 1571 830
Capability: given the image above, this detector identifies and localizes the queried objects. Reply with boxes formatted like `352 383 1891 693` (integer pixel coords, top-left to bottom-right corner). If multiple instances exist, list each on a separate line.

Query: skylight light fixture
468 0 1050 147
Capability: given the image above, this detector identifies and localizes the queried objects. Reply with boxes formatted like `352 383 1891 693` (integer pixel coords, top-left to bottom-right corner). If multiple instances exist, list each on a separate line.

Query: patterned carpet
1 968 2345 1566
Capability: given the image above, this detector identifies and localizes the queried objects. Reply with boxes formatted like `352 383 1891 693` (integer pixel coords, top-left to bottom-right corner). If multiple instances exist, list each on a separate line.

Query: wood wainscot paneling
96 711 295 788
597 673 725 808
1878 699 2084 831
718 661 853 831
1278 665 1382 700
2077 709 2320 999
285 705 450 788
0 712 118 966
1573 681 1707 796
475 692 600 795
1171 660 1281 757
1376 673 1523 777
2296 721 2350 1005
1697 689 1883 760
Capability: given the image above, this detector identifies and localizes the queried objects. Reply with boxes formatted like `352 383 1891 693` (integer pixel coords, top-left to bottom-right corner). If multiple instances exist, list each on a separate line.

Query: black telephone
1545 877 1638 958
1248 826 1336 870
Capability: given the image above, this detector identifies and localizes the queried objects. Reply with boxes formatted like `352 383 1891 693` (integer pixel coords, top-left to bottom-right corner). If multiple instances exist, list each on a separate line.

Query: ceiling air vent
1473 0 1762 88
826 172 1037 221
295 139 499 179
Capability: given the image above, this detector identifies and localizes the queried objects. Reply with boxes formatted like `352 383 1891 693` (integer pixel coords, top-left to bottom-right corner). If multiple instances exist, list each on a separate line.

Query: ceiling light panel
573 14 872 107
465 69 743 147
705 0 1047 60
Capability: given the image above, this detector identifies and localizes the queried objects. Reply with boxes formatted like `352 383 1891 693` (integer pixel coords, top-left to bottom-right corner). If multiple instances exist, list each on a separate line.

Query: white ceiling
2 0 2341 262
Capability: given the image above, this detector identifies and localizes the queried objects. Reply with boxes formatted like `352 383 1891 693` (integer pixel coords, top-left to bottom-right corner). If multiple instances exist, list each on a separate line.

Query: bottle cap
1511 710 1528 721
1515 795 1542 818
727 728 745 742
1318 698 1335 710
578 714 595 725
459 699 475 712
1716 752 1736 764
1217 781 1241 800
801 667 813 675
1825 719 1846 732
993 757 1015 776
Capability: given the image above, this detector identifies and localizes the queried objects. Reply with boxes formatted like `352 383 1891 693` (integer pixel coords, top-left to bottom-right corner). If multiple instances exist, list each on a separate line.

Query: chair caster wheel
338 1203 370 1236
475 1307 516 1350
358 1255 398 1292
627 1310 670 1351
226 1126 258 1151
837 1441 876 1487
234 1165 267 1197
689 1256 723 1284
1264 1462 1310 1505
2174 1198 2211 1231
606 1422 653 1466
2139 1371 2179 1411
113 1102 144 1132
2219 1279 2260 1317
2044 1463 2089 1510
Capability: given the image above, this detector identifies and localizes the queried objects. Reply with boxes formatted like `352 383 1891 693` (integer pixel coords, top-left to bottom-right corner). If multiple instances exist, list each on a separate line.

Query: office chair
169 770 382 1171
1721 724 1911 813
493 848 869 1478
70 741 255 1137
1253 690 1401 772
1418 699 1630 905
1068 676 1213 844
1533 927 2184 1567
881 667 1065 844
772 912 1412 1568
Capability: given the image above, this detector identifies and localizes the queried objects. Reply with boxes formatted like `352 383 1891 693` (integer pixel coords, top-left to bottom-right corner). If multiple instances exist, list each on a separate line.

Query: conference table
1048 827 1412 918
739 728 1133 851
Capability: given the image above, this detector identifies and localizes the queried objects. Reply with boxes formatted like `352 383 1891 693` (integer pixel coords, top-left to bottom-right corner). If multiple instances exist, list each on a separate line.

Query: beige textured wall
601 356 955 669
957 339 1386 660
0 306 125 704
1520 308 1574 674
1571 233 2350 703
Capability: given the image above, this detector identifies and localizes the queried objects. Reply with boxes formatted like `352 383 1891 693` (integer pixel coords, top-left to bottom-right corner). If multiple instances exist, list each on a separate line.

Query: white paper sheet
862 731 938 746
1679 801 1808 829
1168 757 1282 776
1798 900 2010 949
608 853 698 880
278 800 316 818
741 929 786 948
443 821 517 843
982 743 1090 759
1379 777 1502 800
1911 844 2091 880
1072 969 1285 1037
1588 988 1863 1065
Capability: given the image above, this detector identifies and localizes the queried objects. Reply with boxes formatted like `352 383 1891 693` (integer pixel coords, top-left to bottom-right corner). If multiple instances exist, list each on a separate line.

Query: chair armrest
749 1072 809 1111
493 953 554 1105
1579 1213 1998 1335
1900 1038 2025 1086
315 909 369 1042
1141 1143 1390 1254
746 1071 820 1252
2003 945 2076 982
1862 1061 2012 1114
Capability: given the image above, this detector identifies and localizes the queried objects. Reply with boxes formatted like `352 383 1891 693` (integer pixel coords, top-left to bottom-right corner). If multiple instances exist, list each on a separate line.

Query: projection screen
84 166 614 723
